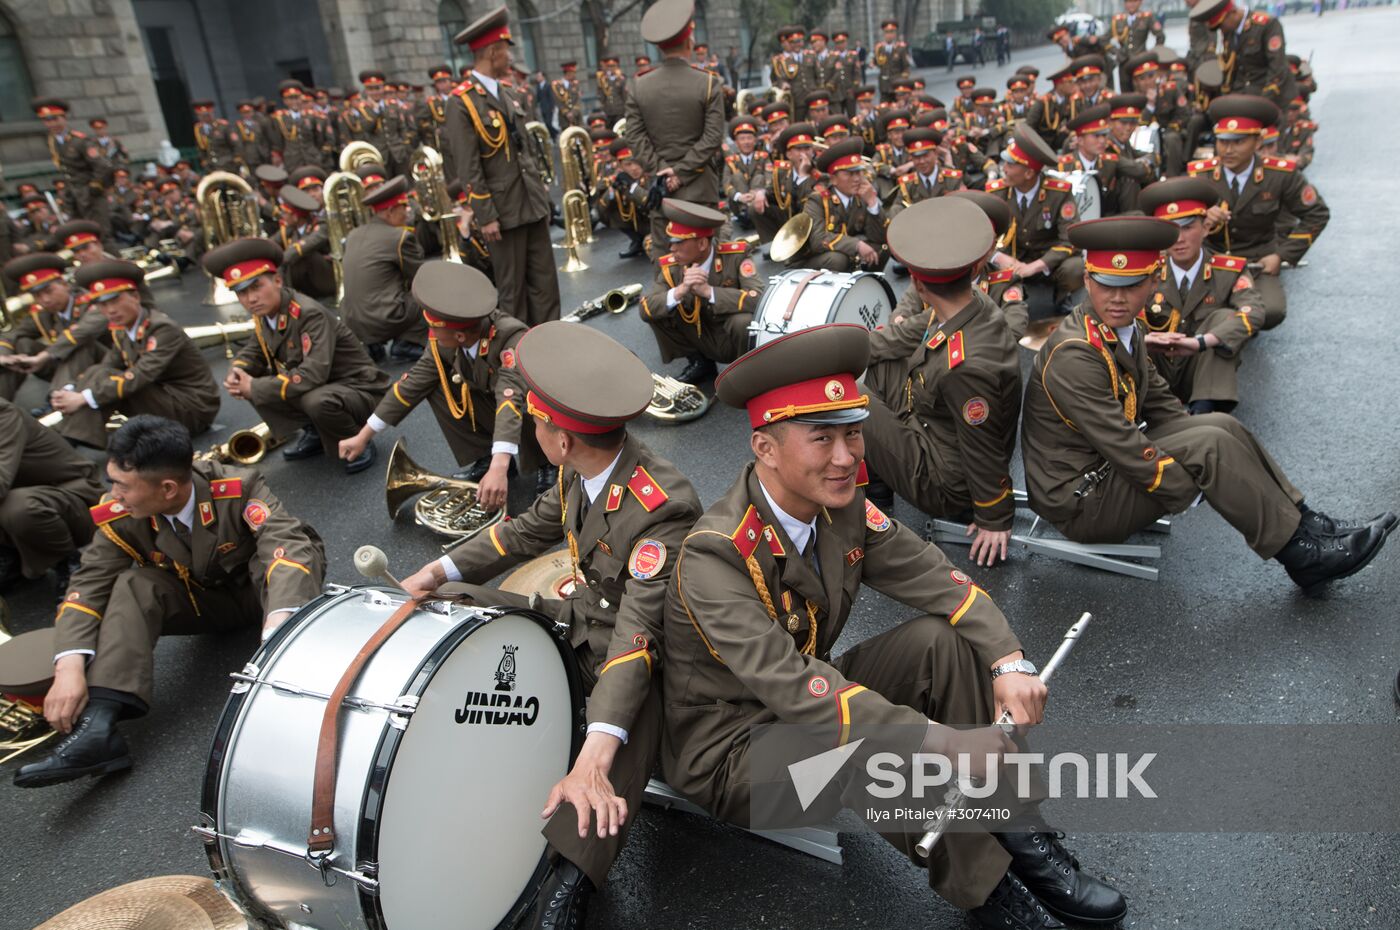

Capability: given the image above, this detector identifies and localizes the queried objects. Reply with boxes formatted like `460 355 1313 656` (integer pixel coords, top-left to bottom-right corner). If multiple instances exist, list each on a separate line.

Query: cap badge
1111 253 1128 269
1167 202 1179 214
824 379 846 401
93 282 105 292
1227 118 1239 130
230 268 242 279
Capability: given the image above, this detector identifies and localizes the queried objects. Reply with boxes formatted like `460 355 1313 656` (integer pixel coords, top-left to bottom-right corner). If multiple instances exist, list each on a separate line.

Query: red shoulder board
856 460 869 487
1056 156 1074 170
1085 320 1103 350
209 477 244 500
1209 254 1247 273
1263 156 1296 172
1188 157 1220 174
716 241 747 255
775 159 791 170
627 466 668 512
288 300 302 319
986 268 1016 284
658 254 678 266
726 154 739 165
756 151 770 160
985 178 1009 192
730 504 765 559
947 330 966 368
899 172 917 184
1043 178 1072 193
89 498 131 526
945 168 962 178
1102 152 1119 162
1251 11 1271 24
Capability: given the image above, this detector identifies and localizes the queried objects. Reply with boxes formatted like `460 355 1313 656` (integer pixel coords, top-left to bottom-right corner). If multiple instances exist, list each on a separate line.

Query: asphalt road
4 10 1399 930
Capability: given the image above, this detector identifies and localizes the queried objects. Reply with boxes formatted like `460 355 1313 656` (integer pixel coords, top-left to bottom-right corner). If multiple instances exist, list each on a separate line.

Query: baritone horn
195 171 261 306
646 374 712 423
324 170 371 304
410 145 464 264
559 190 591 273
339 140 385 173
525 121 555 186
385 438 504 550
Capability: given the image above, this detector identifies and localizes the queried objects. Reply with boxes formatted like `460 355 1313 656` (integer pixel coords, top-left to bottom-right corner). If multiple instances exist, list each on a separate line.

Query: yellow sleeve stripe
110 374 126 399
57 601 102 622
599 645 653 677
266 557 311 585
1146 456 1176 493
1237 311 1254 337
496 399 520 417
277 373 290 400
974 487 1013 509
467 190 491 200
948 584 985 626
392 382 411 406
1287 232 1314 240
488 523 507 557
836 684 868 747
63 329 77 345
1050 245 1075 253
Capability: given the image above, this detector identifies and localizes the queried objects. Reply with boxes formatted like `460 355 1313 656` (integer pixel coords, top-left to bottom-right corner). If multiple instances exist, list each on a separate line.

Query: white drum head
377 612 575 929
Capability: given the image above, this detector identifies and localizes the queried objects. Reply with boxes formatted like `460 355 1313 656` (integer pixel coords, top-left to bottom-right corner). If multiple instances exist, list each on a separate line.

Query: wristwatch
991 658 1038 679
1195 334 1209 353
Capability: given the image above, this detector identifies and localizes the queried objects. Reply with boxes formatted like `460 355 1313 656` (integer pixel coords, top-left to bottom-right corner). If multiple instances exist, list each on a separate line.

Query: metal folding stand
1011 513 1172 581
642 778 844 865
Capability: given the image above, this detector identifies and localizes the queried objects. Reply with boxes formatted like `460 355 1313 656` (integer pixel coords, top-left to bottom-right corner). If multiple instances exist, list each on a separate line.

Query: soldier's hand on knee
45 659 89 734
1257 253 1282 275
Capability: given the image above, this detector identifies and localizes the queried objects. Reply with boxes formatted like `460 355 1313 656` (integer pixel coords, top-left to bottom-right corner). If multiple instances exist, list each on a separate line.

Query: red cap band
1076 64 1103 77
1002 138 1045 172
370 191 409 211
63 231 100 249
884 117 909 130
1077 116 1110 134
1132 60 1160 76
527 390 619 434
906 138 938 154
222 259 277 284
424 309 472 330
296 176 322 190
1207 1 1236 28
88 278 137 297
1110 103 1143 120
1084 249 1163 278
35 105 65 118
656 22 693 49
666 220 715 240
1151 198 1209 221
910 266 975 284
746 373 868 429
826 152 863 172
468 24 512 50
765 108 790 123
613 145 634 159
361 75 386 86
19 268 63 292
1214 115 1264 135
784 132 815 147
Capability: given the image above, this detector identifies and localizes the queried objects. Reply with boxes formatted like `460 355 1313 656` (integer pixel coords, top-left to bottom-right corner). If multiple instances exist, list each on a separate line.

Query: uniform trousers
493 219 561 327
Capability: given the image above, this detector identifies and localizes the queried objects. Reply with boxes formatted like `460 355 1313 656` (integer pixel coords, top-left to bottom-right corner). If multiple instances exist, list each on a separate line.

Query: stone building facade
1 0 971 185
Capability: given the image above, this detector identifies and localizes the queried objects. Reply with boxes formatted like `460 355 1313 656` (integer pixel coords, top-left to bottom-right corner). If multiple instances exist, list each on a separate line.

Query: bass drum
749 269 894 348
198 585 583 930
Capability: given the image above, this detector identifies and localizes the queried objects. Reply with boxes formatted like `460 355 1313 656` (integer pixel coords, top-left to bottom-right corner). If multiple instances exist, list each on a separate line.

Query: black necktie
1181 275 1190 295
171 518 192 548
803 535 821 579
1231 176 1243 198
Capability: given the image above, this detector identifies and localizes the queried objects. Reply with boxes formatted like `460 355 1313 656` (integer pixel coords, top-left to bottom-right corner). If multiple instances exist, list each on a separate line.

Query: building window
0 11 35 124
694 0 709 46
513 0 541 73
440 0 469 75
578 11 598 72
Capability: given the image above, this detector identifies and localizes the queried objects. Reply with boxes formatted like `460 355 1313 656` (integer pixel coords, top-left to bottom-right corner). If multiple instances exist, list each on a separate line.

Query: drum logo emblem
495 644 518 692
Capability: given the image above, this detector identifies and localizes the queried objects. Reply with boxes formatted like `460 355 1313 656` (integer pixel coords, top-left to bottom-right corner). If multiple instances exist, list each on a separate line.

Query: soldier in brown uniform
1109 0 1165 93
750 122 821 244
597 137 651 259
1021 216 1395 591
1047 23 1108 62
1188 94 1327 329
1025 64 1080 152
788 138 888 272
339 177 427 360
50 262 219 449
15 415 325 787
399 323 701 930
203 239 386 474
341 72 397 172
268 82 323 174
33 98 114 242
445 7 561 327
191 100 236 172
271 185 335 300
596 56 627 124
985 124 1083 321
0 398 104 592
1136 178 1264 414
1191 0 1295 104
661 323 1126 930
1057 104 1147 219
0 254 108 403
893 128 963 216
873 19 912 103
341 261 551 503
417 64 458 180
624 0 727 259
231 101 274 171
722 115 771 232
551 62 584 129
770 27 809 118
641 200 763 385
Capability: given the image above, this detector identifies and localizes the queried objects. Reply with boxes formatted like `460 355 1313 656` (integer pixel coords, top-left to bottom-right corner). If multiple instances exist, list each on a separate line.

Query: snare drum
749 269 894 348
198 585 583 930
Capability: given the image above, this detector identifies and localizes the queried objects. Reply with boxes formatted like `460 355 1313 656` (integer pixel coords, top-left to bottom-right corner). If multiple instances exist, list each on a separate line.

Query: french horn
385 438 504 550
645 374 712 424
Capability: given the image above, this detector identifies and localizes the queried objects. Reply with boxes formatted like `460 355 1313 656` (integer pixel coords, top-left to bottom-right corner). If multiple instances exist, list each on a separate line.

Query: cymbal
1018 317 1061 352
34 876 245 930
0 628 57 696
498 550 579 600
769 212 813 264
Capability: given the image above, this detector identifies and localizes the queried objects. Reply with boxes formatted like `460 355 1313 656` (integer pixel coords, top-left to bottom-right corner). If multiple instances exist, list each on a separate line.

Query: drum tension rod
225 672 420 717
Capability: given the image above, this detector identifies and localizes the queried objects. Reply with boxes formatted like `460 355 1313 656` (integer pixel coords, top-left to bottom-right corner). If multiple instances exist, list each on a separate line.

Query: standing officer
1109 0 1165 93
640 200 763 385
661 323 1127 930
1191 0 1294 104
270 82 323 174
1021 216 1394 592
1188 94 1327 329
788 138 889 272
873 19 912 103
341 261 550 504
418 64 458 179
0 398 105 592
203 239 386 475
340 176 427 361
400 323 701 930
231 101 274 171
624 0 727 260
14 415 325 787
33 98 113 241
860 198 1022 566
596 56 627 124
552 63 584 129
445 6 560 327
341 71 397 171
50 262 219 449
770 27 809 118
0 254 108 404
191 101 236 172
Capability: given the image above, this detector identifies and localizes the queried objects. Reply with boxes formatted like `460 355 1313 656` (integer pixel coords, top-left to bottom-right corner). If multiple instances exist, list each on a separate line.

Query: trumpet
645 373 712 424
198 422 285 465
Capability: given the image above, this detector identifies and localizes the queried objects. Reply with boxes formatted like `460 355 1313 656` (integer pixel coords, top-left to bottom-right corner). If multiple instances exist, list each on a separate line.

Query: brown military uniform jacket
597 70 628 122
770 52 808 105
1220 10 1295 102
872 41 912 98
56 460 324 657
193 118 237 172
81 308 220 423
1187 155 1328 263
49 131 112 205
722 151 772 203
415 95 458 180
864 291 1022 530
372 310 533 468
550 78 582 128
0 292 109 380
339 104 395 170
1056 151 1145 218
624 59 727 205
231 116 274 169
1110 10 1164 59
1025 92 1081 151
448 435 701 732
1022 306 1198 525
340 216 425 346
641 241 763 363
269 110 326 173
893 167 964 213
985 176 1079 270
444 74 551 230
761 161 822 222
793 188 889 268
273 220 336 300
660 463 1021 813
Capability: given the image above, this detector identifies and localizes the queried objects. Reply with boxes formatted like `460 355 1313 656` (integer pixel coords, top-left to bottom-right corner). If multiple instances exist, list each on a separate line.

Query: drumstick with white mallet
914 612 1092 860
354 545 407 592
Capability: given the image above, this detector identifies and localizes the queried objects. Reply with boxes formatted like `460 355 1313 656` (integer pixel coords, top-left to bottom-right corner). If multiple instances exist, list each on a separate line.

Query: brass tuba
524 121 555 186
558 125 597 206
339 140 385 174
385 438 504 550
646 374 712 423
194 171 261 306
410 145 464 264
198 422 285 465
558 191 591 273
324 170 371 304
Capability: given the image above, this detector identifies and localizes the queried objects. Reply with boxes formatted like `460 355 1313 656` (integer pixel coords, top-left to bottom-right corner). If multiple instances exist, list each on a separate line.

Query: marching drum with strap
749 269 894 348
197 584 583 930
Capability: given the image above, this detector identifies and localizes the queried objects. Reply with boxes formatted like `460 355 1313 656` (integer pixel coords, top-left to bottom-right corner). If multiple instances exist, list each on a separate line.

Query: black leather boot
344 439 377 475
618 232 645 258
1298 503 1399 539
997 826 1127 925
864 473 895 513
526 857 594 930
282 425 323 460
390 340 424 362
536 465 560 497
968 870 1064 930
0 546 21 591
452 456 493 482
14 698 131 788
677 354 718 385
1275 521 1387 590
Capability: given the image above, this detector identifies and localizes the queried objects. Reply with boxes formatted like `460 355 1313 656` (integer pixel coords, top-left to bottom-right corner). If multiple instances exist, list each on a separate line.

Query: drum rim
355 604 586 930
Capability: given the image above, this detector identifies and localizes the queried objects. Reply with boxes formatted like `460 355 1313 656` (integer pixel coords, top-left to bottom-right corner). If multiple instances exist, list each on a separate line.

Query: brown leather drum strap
307 596 421 853
782 271 824 322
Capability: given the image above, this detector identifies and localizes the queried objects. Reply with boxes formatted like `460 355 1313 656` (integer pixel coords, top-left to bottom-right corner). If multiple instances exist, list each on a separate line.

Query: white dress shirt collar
472 69 500 98
1169 250 1205 289
581 447 626 505
757 477 819 555
165 485 197 532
